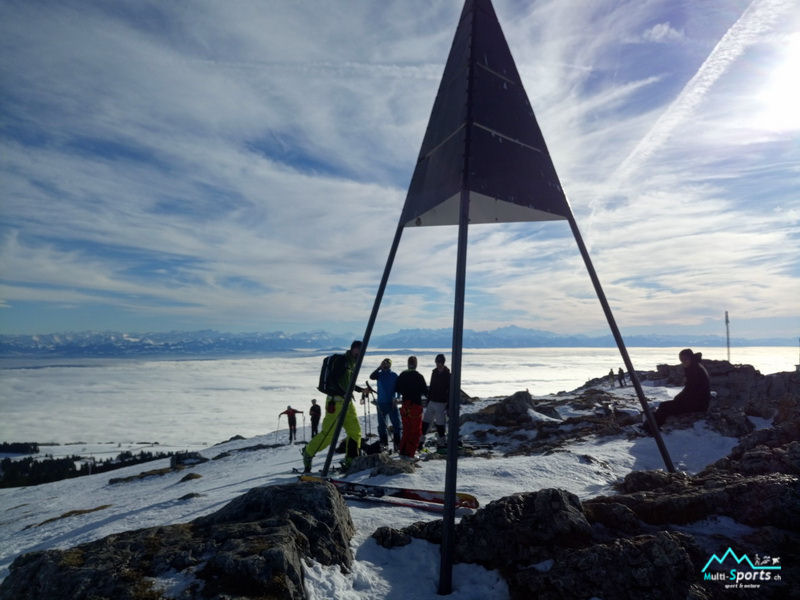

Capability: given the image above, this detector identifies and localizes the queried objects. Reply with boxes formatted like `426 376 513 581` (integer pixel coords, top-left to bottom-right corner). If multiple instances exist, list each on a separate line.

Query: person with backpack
309 399 321 437
420 353 450 449
302 340 364 472
395 355 428 460
369 358 401 451
279 405 303 444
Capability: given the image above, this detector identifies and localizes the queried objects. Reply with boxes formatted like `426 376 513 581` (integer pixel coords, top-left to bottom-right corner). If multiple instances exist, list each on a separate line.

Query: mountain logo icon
702 547 782 573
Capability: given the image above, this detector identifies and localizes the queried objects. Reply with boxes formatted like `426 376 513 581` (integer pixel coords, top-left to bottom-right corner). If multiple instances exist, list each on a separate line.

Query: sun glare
754 34 800 132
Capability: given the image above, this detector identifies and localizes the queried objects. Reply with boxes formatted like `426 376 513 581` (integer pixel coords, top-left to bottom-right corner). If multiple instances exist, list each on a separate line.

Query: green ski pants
305 396 362 458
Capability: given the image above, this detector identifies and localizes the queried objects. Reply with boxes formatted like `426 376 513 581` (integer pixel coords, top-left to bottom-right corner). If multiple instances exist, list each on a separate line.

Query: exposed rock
377 433 799 600
704 406 754 437
170 451 208 468
212 442 283 461
461 390 543 427
459 389 475 404
597 471 800 528
616 469 691 494
655 360 799 421
505 532 695 600
702 420 800 475
0 481 354 600
371 526 412 548
342 452 416 476
215 434 246 445
582 501 642 534
385 488 592 568
462 388 643 457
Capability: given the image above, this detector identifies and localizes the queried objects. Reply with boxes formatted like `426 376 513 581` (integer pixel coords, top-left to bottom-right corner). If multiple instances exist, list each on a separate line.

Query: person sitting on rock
647 348 711 432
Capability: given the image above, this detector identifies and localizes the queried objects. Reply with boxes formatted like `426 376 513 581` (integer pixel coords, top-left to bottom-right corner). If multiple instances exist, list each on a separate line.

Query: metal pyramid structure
402 0 570 227
319 2 674 593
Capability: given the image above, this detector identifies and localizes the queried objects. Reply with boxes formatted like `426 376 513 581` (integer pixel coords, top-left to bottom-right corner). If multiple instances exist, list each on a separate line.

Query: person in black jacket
309 399 321 437
650 348 711 429
395 356 428 460
420 353 450 449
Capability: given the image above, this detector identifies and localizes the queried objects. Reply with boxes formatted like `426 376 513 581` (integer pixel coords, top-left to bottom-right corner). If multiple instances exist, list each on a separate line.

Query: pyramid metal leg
321 219 406 476
438 189 471 595
566 210 675 473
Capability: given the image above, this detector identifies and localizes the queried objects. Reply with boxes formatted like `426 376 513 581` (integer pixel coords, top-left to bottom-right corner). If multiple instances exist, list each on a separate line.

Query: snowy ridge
0 382 755 599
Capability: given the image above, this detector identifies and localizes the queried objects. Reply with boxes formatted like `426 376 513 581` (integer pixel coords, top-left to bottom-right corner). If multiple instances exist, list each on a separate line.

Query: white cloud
641 22 685 43
0 0 798 338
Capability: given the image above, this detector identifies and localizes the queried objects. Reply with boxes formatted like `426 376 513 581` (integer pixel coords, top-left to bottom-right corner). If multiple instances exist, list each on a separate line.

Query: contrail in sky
613 0 794 184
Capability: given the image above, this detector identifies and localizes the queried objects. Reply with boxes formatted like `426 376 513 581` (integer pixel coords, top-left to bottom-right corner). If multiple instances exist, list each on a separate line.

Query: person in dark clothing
421 354 450 449
395 356 428 460
650 349 711 430
309 399 321 437
279 405 303 443
617 367 626 387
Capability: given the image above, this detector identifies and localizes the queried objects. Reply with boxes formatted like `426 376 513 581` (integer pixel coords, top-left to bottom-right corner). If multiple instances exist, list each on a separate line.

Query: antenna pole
725 311 730 362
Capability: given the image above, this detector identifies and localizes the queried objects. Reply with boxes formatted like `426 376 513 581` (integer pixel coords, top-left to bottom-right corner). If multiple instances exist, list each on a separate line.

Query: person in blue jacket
370 358 401 450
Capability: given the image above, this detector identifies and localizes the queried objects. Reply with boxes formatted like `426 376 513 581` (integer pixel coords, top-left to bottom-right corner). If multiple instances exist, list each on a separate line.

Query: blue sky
1 0 798 340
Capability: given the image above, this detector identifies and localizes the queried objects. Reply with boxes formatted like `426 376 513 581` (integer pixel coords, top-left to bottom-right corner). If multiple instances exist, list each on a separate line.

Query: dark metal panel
470 0 521 83
468 125 570 218
471 65 545 150
402 126 466 226
417 17 471 159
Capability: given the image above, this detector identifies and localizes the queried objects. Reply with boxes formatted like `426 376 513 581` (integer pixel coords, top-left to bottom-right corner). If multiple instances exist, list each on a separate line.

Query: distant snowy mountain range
0 326 792 358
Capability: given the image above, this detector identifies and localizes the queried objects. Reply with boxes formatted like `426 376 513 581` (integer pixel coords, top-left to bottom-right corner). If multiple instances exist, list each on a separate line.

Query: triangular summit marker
318 1 675 593
402 0 570 227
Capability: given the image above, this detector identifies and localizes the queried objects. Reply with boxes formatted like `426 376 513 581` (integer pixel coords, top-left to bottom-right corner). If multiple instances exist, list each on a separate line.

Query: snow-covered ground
0 384 751 599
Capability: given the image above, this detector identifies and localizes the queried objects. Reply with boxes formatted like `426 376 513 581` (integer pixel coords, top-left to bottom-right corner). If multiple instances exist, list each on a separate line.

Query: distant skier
370 358 401 451
395 356 428 460
617 367 626 387
420 354 450 449
646 348 711 432
608 369 615 387
309 399 321 437
279 406 303 444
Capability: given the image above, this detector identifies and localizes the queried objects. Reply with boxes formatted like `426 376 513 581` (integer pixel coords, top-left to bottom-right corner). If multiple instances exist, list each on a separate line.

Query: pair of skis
299 475 479 512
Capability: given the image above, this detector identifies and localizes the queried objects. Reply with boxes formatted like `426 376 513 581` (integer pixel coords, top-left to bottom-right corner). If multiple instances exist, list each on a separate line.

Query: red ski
299 475 479 509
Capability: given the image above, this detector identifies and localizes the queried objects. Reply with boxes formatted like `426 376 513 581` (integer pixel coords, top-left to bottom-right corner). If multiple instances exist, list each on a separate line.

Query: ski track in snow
0 384 748 598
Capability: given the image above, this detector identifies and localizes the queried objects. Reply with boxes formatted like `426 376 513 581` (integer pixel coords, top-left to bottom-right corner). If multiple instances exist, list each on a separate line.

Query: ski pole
275 414 282 444
366 385 372 436
361 391 368 435
302 414 306 442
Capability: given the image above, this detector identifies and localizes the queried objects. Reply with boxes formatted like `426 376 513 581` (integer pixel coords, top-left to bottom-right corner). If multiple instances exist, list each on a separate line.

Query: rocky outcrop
375 488 700 600
375 434 800 600
464 364 799 453
0 481 354 600
341 451 417 476
655 360 799 420
591 471 800 530
389 488 592 566
463 388 641 455
460 390 561 428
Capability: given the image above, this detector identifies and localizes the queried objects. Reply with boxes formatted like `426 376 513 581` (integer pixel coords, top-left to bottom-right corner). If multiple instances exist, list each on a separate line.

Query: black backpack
317 354 346 396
